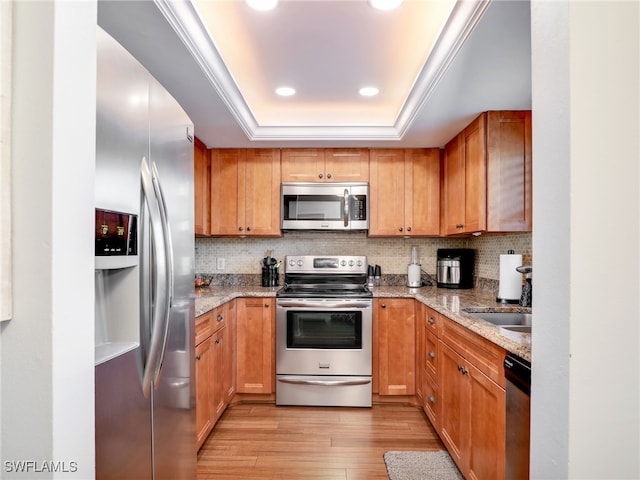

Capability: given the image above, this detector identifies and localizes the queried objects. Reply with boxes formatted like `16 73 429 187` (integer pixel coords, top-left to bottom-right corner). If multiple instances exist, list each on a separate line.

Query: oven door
276 298 372 376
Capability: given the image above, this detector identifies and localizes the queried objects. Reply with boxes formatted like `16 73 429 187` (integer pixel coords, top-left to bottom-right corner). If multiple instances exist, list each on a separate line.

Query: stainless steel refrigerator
94 27 196 480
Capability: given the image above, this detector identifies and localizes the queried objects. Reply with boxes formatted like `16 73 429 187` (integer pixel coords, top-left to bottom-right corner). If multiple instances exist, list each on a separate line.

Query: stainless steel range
275 255 373 407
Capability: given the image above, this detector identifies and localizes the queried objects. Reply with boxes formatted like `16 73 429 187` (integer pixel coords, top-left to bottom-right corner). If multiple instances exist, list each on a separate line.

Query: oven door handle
277 377 371 387
276 300 372 309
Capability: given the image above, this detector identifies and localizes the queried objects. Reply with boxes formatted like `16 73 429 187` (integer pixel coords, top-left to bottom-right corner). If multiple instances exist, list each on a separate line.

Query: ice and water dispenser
94 208 140 366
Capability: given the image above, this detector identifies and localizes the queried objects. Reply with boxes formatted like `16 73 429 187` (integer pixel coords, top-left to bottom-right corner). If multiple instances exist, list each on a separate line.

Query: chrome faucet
516 265 532 307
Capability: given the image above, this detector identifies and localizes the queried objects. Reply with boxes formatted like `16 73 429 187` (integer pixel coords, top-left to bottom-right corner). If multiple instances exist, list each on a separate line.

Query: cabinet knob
456 223 464 229
238 226 244 232
428 317 436 325
428 395 435 404
195 354 201 361
428 351 435 358
381 303 386 308
265 303 270 308
318 173 323 179
327 173 332 179
215 338 221 345
247 226 251 232
216 314 223 322
407 226 412 232
398 227 403 232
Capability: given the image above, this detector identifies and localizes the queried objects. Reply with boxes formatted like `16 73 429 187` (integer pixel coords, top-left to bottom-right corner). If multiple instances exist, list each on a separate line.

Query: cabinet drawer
425 307 442 335
195 311 213 346
210 305 226 333
423 371 439 431
425 330 439 378
441 316 506 387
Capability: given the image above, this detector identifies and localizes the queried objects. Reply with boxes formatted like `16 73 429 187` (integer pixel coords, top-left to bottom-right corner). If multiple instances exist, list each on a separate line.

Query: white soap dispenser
407 246 421 287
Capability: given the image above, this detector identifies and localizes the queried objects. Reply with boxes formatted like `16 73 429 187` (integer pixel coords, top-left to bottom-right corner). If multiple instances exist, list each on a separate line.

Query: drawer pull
216 314 223 322
428 317 436 325
428 395 435 404
428 351 436 358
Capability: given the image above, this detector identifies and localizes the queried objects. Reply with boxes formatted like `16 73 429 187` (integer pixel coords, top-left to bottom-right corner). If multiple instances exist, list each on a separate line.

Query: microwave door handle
343 189 349 227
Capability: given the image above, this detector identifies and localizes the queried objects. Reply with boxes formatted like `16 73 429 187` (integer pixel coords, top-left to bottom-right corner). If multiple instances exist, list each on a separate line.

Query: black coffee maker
436 248 475 289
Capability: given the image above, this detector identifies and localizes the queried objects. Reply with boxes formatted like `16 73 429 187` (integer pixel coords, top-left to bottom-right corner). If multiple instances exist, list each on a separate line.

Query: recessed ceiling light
246 0 278 12
359 86 379 97
368 0 403 11
276 86 296 97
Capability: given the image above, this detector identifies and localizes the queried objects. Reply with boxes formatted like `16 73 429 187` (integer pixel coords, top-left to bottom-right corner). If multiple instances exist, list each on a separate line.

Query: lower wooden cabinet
416 305 442 431
235 297 274 394
375 298 415 396
438 315 506 480
195 334 213 448
195 302 236 450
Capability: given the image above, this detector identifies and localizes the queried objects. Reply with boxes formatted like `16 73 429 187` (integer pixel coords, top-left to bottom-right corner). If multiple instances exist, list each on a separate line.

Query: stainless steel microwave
281 182 369 231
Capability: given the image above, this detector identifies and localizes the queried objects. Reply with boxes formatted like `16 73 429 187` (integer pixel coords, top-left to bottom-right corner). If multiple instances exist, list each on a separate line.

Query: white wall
531 1 639 478
0 1 96 478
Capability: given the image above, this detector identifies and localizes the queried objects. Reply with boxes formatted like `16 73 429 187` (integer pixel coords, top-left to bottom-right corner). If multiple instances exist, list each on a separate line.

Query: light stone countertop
194 285 532 362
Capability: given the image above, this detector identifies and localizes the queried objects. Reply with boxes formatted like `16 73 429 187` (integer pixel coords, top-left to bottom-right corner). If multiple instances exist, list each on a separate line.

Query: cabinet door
405 148 441 236
443 135 465 235
236 298 274 394
462 114 487 233
467 361 506 480
194 137 210 236
376 298 415 395
281 148 325 182
210 149 243 235
195 336 213 449
369 149 406 236
243 149 281 236
486 110 532 232
323 148 369 182
439 341 469 472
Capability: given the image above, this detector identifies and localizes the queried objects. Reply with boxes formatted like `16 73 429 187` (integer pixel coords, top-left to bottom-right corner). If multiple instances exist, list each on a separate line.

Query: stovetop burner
276 255 372 299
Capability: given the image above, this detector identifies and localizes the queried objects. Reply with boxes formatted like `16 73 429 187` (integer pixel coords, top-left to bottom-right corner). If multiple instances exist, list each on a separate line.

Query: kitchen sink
463 310 532 334
467 311 532 326
500 325 532 334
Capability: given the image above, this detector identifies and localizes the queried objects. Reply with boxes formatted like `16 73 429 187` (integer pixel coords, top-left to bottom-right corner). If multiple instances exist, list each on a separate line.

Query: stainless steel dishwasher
504 353 531 479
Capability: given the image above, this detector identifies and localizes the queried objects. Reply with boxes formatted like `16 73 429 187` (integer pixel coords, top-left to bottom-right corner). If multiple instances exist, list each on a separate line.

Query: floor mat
383 451 464 480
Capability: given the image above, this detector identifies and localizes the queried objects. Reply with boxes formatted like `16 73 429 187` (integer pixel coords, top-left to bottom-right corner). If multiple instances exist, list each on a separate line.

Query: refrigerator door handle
140 158 172 398
150 161 174 383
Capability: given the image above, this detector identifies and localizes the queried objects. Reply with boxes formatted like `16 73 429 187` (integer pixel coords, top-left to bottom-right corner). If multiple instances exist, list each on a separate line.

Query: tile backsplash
195 231 532 286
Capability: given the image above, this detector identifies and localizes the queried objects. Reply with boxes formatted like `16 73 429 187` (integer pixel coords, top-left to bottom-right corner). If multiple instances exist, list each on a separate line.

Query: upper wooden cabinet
210 148 281 236
194 137 210 236
369 148 440 237
281 148 369 182
443 111 532 235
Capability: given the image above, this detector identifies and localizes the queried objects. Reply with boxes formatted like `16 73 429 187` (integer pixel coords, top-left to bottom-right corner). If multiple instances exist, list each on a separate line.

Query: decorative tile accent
195 231 532 290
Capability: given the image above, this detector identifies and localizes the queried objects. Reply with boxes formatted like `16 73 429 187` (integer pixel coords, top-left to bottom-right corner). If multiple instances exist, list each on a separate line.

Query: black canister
261 266 279 287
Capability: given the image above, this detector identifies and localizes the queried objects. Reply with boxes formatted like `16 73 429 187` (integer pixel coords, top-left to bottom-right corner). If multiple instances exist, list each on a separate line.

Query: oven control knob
340 260 346 266
289 259 296 267
348 260 354 266
356 259 363 267
297 260 304 267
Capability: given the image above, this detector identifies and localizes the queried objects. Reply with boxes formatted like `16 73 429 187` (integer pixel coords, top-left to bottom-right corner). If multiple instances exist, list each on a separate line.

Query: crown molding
156 0 491 142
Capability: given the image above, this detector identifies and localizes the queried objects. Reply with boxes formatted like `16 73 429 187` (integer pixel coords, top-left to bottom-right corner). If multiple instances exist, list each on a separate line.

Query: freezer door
95 349 152 480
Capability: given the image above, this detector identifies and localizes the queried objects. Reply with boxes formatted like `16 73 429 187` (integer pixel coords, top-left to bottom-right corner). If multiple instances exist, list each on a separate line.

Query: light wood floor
197 403 446 480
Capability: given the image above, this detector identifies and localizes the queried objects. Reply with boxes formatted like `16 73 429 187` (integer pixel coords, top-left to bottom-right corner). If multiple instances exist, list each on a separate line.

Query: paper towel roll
497 253 523 303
